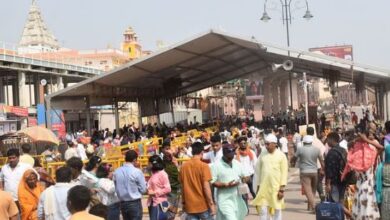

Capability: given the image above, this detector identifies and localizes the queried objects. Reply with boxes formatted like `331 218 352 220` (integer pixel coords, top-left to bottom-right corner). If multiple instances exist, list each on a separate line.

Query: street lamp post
260 0 313 110
303 72 309 125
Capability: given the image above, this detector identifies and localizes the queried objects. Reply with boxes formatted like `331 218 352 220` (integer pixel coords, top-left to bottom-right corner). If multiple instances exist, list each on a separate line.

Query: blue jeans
107 202 120 220
120 199 142 220
330 184 346 204
186 209 214 220
148 201 169 220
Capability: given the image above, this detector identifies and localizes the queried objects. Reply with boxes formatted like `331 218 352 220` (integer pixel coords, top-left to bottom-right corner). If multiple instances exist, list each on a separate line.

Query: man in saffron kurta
252 134 288 220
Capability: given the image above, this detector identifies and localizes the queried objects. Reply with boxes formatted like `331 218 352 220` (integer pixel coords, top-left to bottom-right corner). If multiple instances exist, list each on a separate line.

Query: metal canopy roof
48 29 390 108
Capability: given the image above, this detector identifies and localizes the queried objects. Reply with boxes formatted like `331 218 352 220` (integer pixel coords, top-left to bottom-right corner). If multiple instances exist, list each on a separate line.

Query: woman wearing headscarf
376 141 390 220
18 169 44 220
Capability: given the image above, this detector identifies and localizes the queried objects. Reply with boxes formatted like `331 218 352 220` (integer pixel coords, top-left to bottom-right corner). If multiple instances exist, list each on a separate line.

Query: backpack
332 147 357 185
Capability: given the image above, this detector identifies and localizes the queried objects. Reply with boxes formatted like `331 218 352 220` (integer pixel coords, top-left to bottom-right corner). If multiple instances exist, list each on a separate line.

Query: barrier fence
0 126 218 178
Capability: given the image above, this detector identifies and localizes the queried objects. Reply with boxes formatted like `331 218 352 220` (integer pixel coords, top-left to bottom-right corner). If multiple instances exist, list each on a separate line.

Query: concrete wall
99 112 115 131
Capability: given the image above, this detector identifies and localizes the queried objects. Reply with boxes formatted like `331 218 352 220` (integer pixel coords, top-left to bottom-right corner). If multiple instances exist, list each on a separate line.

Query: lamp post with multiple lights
260 0 313 111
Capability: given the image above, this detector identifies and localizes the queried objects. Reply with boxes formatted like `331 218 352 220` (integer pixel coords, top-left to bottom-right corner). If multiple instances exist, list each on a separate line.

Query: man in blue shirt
113 150 146 220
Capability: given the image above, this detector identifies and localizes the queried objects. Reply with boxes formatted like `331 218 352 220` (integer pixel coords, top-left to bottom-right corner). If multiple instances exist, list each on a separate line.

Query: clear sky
1 0 389 68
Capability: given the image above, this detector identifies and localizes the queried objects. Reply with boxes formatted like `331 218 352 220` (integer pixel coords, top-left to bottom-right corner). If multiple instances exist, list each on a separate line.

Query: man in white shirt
76 139 88 161
219 127 231 142
293 131 302 151
306 127 326 201
19 144 35 167
278 129 289 161
248 131 261 156
38 166 73 220
236 136 258 200
0 148 32 205
202 135 223 166
65 141 79 161
202 134 223 203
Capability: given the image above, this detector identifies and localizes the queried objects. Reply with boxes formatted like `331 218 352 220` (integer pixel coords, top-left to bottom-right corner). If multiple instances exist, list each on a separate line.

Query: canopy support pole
86 96 91 135
170 99 176 126
137 98 142 130
45 97 51 129
114 98 120 134
155 99 161 126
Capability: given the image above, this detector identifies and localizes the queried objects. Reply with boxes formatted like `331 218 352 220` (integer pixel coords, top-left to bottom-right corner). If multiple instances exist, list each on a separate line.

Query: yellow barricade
1 154 190 178
46 161 67 179
0 157 7 168
1 155 44 168
44 156 190 179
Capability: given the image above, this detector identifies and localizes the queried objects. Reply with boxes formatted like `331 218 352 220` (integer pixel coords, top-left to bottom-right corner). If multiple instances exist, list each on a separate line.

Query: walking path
142 168 316 219
244 168 316 220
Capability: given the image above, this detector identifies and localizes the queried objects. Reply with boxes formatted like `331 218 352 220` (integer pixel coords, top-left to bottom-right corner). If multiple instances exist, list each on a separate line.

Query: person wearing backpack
325 132 347 204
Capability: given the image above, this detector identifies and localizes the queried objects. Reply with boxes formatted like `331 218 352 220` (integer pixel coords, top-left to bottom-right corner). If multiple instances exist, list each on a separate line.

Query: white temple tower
18 0 60 54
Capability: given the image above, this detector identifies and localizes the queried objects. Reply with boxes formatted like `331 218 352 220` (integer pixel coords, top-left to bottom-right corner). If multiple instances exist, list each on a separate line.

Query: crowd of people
1 110 390 220
291 120 389 220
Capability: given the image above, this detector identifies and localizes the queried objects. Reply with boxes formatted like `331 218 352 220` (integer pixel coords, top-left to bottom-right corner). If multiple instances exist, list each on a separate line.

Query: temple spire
18 0 60 53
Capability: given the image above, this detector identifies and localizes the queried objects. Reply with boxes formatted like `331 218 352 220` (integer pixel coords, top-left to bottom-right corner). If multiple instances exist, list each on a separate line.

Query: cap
265 134 278 143
222 143 236 154
302 135 314 143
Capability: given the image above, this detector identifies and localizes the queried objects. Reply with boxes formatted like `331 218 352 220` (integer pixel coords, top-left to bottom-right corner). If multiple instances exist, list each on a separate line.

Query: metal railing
0 41 104 75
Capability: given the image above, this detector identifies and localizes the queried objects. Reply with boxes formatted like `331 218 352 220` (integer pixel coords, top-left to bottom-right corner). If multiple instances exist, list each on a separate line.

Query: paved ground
142 168 317 220
244 168 316 220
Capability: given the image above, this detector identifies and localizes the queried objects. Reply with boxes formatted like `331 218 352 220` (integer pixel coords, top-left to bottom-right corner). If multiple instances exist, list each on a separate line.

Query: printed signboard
309 45 353 61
